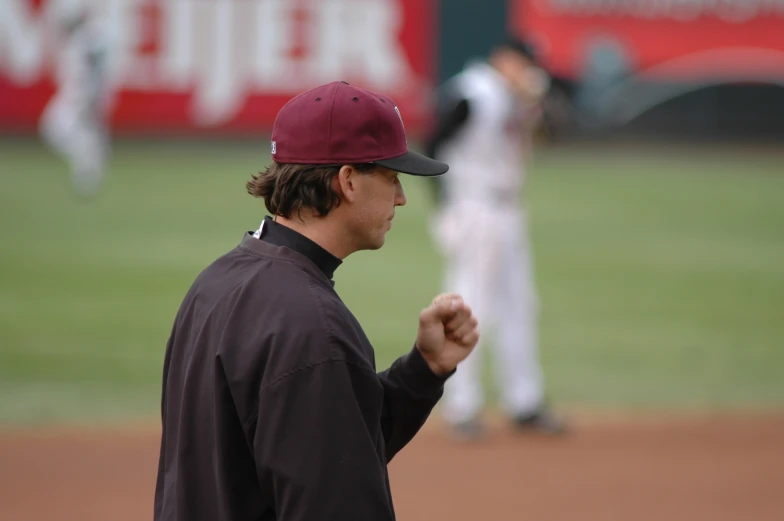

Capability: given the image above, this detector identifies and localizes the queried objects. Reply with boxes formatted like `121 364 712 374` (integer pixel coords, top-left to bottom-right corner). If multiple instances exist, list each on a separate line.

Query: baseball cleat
511 408 569 436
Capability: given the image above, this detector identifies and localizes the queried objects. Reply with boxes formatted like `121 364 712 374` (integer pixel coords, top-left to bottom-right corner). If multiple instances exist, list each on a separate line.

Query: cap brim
375 150 449 177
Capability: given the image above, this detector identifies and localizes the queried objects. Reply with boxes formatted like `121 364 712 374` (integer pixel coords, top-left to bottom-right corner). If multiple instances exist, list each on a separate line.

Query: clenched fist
415 293 480 376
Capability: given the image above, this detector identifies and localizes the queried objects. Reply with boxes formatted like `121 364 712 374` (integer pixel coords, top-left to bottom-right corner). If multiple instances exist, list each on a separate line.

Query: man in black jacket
154 80 480 521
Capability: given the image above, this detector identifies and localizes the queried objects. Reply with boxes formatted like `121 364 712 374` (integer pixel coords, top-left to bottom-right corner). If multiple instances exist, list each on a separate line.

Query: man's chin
364 234 386 251
354 228 390 252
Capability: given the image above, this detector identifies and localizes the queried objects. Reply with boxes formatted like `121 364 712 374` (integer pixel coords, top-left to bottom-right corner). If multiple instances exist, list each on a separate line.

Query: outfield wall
0 0 437 137
2 0 784 139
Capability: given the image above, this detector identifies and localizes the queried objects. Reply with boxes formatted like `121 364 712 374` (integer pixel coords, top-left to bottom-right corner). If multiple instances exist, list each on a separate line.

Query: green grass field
1 138 783 425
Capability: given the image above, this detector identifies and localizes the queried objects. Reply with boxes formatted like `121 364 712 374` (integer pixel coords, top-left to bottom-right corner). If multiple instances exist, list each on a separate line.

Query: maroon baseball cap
270 81 448 177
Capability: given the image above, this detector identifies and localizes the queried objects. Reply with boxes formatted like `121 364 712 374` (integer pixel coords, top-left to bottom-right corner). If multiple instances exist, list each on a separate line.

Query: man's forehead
373 165 398 177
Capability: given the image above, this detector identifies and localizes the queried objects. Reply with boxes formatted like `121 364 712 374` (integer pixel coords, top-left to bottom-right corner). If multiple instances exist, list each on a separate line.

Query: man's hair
246 162 376 219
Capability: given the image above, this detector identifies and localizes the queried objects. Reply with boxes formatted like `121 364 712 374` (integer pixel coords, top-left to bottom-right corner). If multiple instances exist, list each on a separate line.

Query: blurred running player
40 1 113 198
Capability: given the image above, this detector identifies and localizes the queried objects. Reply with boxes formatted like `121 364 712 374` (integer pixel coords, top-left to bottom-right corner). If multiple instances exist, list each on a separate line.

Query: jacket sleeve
377 346 452 462
252 359 396 521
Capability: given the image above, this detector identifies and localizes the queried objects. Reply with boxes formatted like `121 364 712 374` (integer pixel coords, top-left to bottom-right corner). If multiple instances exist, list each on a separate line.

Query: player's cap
270 81 448 177
497 34 539 65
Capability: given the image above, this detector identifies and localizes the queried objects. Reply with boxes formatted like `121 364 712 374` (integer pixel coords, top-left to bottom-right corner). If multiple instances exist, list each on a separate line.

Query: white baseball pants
431 200 544 424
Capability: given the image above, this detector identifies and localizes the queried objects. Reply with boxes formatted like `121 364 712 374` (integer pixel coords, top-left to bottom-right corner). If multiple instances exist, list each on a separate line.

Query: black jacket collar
252 215 342 281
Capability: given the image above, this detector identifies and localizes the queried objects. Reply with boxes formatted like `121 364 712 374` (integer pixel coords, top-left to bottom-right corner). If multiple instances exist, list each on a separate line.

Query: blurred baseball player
425 36 567 440
39 1 112 198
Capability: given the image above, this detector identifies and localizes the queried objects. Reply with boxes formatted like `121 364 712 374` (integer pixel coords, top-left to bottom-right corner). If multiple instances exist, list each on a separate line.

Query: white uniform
40 14 112 196
430 61 545 425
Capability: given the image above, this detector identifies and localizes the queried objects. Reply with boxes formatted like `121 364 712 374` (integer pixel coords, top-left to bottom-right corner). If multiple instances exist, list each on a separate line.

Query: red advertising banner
511 0 784 83
0 0 436 136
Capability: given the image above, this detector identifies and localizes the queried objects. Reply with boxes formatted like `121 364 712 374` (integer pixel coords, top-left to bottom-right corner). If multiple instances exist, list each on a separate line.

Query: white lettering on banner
193 0 239 126
189 0 415 126
0 0 47 83
161 0 193 89
99 0 144 89
310 0 409 90
191 0 416 125
253 0 297 90
0 0 417 127
543 0 784 23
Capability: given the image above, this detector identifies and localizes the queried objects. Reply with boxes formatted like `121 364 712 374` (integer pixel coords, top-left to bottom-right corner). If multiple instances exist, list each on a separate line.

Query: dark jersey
154 216 449 521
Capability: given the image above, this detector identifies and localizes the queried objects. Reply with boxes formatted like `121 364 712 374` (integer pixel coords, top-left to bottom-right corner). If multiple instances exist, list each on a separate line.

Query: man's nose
395 182 407 207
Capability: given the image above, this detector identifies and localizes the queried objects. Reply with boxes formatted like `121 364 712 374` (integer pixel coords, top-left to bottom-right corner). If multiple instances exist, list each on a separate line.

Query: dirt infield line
1 411 782 521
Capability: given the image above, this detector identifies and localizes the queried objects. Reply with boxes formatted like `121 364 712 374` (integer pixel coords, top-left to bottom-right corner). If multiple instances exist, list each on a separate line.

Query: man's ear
335 165 358 203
